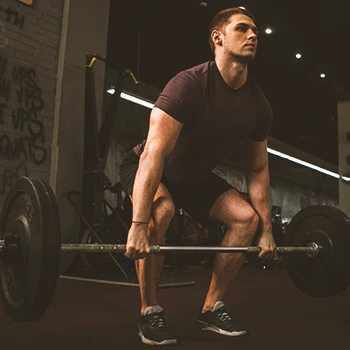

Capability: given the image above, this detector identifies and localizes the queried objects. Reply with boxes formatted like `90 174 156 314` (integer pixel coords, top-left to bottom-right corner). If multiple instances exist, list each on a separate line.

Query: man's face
214 13 259 63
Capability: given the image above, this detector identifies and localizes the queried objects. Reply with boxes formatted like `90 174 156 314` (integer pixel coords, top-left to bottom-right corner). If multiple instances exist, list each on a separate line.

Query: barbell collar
0 238 21 252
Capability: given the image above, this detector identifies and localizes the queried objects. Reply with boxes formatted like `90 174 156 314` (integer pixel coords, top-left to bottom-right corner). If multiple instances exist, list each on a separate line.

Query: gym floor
1 265 349 350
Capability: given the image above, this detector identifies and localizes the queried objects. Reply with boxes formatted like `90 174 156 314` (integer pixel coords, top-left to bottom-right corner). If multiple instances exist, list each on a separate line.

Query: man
119 7 276 346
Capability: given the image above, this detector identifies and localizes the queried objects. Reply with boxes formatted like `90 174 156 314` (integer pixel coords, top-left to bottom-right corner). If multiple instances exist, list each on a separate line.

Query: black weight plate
0 177 61 322
35 177 61 318
284 205 350 297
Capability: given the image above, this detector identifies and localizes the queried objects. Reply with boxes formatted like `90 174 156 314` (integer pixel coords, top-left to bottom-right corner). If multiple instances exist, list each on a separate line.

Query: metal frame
78 54 132 238
62 54 137 281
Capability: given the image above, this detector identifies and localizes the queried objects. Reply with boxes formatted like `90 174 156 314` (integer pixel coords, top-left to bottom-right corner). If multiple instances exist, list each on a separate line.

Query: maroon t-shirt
134 61 273 184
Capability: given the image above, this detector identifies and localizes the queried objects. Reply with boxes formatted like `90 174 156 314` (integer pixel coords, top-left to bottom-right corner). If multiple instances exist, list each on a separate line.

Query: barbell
0 176 350 323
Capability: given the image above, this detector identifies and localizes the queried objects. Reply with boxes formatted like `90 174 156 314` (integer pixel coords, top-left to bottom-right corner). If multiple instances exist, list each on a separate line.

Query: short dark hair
208 7 255 55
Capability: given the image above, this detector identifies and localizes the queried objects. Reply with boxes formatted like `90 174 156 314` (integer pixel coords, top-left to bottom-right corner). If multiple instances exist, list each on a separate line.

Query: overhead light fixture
120 92 155 109
295 53 302 59
107 88 348 181
107 88 155 109
267 148 350 182
320 73 326 79
265 27 273 34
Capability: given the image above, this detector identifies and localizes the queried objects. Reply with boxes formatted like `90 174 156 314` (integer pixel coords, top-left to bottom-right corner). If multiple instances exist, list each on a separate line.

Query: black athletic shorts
118 150 236 227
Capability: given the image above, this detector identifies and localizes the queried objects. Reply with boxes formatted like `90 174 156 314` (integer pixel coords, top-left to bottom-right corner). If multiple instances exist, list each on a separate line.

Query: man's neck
215 56 248 90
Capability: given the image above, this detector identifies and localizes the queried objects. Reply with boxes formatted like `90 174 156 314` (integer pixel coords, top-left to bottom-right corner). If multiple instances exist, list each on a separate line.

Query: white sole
138 328 177 346
198 322 247 337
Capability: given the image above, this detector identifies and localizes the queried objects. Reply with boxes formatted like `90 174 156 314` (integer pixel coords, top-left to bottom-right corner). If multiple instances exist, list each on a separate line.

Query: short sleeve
154 70 202 124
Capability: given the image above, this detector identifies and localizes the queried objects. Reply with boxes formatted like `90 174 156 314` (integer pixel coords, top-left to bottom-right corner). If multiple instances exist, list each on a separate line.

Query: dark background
106 0 350 166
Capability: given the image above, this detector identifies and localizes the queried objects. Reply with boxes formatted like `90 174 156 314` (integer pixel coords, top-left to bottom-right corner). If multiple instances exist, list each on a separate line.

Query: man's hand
124 224 151 260
256 228 276 259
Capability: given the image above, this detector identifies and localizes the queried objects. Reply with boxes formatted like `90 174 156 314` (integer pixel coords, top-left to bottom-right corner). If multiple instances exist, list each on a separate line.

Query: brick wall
0 0 63 207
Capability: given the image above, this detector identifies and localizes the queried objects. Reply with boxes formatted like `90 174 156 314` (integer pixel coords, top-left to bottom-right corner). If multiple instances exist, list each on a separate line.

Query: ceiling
106 0 349 167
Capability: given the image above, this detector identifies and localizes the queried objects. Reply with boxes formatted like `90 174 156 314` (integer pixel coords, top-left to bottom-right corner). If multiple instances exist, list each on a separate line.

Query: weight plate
0 177 61 322
284 205 350 297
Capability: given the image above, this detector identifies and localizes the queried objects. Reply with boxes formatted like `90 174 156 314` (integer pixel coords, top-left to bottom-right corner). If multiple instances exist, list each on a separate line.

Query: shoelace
215 308 233 321
145 313 166 328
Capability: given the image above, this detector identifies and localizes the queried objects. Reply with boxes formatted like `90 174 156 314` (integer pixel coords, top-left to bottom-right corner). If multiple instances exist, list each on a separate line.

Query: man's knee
152 196 175 227
227 206 259 234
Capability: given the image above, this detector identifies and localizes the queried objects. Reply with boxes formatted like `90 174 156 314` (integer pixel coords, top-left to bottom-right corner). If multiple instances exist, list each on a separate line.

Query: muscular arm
132 107 183 223
125 107 183 259
243 139 272 233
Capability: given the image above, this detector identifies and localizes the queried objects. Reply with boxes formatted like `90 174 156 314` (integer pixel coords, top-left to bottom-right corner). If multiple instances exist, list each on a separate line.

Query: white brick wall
0 0 63 206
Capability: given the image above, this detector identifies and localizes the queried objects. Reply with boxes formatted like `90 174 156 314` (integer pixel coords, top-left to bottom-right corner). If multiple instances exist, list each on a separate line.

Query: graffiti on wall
0 162 27 195
0 54 47 196
0 6 25 30
0 1 27 48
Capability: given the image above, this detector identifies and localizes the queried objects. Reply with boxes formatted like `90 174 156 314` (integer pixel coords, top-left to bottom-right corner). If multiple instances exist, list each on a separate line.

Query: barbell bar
57 243 322 256
0 239 321 256
1 176 350 324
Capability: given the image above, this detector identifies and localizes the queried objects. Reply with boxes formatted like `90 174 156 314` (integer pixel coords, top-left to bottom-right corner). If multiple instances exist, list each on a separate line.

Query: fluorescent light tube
267 148 350 182
107 89 155 109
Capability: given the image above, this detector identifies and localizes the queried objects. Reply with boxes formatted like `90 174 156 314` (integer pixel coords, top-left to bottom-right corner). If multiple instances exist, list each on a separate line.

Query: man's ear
211 30 223 46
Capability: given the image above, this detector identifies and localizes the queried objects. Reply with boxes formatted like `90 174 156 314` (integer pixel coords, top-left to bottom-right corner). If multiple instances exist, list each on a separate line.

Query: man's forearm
131 150 164 223
246 168 272 232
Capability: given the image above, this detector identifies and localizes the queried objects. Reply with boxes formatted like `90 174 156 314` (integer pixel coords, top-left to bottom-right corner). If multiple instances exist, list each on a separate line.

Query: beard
239 52 256 64
225 47 256 64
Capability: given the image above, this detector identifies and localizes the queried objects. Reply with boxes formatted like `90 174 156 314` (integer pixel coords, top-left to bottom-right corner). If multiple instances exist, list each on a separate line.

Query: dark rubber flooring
1 265 349 349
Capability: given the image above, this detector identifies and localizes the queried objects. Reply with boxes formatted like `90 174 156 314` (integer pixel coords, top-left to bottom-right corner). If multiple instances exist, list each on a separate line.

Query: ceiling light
320 73 326 79
198 1 208 7
238 6 246 10
107 88 155 109
295 53 302 59
267 148 350 181
265 28 273 35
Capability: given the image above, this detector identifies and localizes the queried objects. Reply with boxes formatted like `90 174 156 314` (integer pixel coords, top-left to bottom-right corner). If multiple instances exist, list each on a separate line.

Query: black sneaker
138 305 177 346
197 301 247 337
